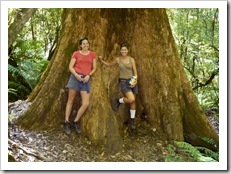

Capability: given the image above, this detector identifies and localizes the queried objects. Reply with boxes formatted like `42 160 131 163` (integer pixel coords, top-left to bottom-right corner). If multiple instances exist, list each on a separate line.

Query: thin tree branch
192 70 218 90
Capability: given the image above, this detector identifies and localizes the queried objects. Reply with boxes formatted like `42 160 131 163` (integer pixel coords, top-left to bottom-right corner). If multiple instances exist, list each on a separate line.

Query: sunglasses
121 43 127 47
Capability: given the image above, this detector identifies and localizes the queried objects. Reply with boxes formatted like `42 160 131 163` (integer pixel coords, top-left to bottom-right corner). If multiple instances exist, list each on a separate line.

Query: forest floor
8 119 170 162
8 100 219 162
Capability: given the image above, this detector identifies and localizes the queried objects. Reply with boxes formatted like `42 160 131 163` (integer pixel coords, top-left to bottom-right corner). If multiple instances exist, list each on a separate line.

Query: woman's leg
129 95 136 110
113 91 135 111
73 91 90 134
123 92 136 129
64 89 77 135
74 91 90 122
65 89 77 122
123 92 135 106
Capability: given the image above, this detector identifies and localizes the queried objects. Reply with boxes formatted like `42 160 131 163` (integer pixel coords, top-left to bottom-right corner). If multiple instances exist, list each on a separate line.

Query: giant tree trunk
16 8 218 153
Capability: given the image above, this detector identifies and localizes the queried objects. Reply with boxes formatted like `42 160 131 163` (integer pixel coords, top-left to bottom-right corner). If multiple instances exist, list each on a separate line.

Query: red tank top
72 51 96 76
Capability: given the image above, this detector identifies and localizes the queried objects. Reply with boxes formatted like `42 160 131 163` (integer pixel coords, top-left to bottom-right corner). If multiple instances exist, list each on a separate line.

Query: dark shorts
119 79 138 95
66 74 90 93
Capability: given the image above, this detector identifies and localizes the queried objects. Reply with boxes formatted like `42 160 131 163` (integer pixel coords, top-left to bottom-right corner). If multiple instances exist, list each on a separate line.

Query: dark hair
120 42 128 49
79 37 89 45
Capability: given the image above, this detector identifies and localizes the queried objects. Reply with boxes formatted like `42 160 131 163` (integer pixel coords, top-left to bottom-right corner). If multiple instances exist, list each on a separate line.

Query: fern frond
174 141 202 161
199 137 218 149
196 146 219 161
8 81 21 88
165 144 184 162
175 141 219 162
175 141 199 160
8 88 17 96
17 85 31 94
197 154 218 162
8 81 30 94
19 59 49 89
8 64 21 75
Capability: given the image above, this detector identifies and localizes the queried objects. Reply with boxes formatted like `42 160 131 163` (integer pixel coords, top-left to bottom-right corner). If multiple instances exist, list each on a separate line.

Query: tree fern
19 59 48 89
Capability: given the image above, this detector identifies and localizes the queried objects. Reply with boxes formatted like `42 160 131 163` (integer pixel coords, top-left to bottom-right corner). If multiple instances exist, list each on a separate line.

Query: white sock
119 98 124 103
130 110 136 119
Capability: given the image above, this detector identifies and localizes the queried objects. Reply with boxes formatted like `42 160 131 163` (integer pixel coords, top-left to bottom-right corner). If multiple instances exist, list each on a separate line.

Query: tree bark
8 8 38 49
16 8 218 153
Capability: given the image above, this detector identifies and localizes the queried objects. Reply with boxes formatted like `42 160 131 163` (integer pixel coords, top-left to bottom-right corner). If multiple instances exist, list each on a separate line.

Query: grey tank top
118 57 133 79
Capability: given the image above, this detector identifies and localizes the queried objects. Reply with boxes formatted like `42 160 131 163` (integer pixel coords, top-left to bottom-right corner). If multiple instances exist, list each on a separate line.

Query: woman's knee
82 102 89 109
127 97 135 103
67 90 76 105
67 97 75 105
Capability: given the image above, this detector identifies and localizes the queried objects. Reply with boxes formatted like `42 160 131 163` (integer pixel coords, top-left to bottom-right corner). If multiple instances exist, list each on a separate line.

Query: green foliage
8 64 21 75
8 88 18 97
8 59 48 101
167 8 219 110
199 136 218 150
13 39 45 60
19 8 63 57
165 141 219 162
196 146 219 161
8 80 30 101
8 8 62 101
165 144 185 162
19 59 49 89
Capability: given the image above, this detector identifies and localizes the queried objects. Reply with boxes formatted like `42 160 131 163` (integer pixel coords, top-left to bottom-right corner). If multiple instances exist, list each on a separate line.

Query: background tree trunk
17 8 218 153
8 8 38 48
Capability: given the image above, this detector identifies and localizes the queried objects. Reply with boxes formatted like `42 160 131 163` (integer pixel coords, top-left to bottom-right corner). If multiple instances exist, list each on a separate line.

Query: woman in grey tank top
99 42 138 130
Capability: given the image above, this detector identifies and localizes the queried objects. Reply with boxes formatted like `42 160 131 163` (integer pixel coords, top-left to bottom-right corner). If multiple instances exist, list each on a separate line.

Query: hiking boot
140 109 147 121
130 118 136 130
64 122 71 135
74 122 81 134
112 98 120 112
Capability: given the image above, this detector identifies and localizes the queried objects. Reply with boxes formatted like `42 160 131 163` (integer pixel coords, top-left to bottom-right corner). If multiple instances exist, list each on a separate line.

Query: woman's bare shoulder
130 57 135 62
115 57 120 62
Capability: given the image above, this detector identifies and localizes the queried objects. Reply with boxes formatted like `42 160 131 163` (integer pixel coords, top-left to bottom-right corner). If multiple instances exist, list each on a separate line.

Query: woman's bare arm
98 56 118 67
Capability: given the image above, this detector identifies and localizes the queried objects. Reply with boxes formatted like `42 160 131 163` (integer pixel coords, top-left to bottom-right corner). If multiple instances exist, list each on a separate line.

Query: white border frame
1 0 227 171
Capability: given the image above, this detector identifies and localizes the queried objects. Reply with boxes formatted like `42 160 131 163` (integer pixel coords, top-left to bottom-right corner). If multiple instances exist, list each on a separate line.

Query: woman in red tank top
64 37 97 135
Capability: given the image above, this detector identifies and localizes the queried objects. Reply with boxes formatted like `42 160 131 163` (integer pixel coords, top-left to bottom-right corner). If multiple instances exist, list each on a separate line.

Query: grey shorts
119 79 138 95
66 74 90 93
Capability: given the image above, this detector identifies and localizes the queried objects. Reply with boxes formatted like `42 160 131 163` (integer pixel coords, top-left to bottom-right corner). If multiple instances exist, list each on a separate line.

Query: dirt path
8 120 168 162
